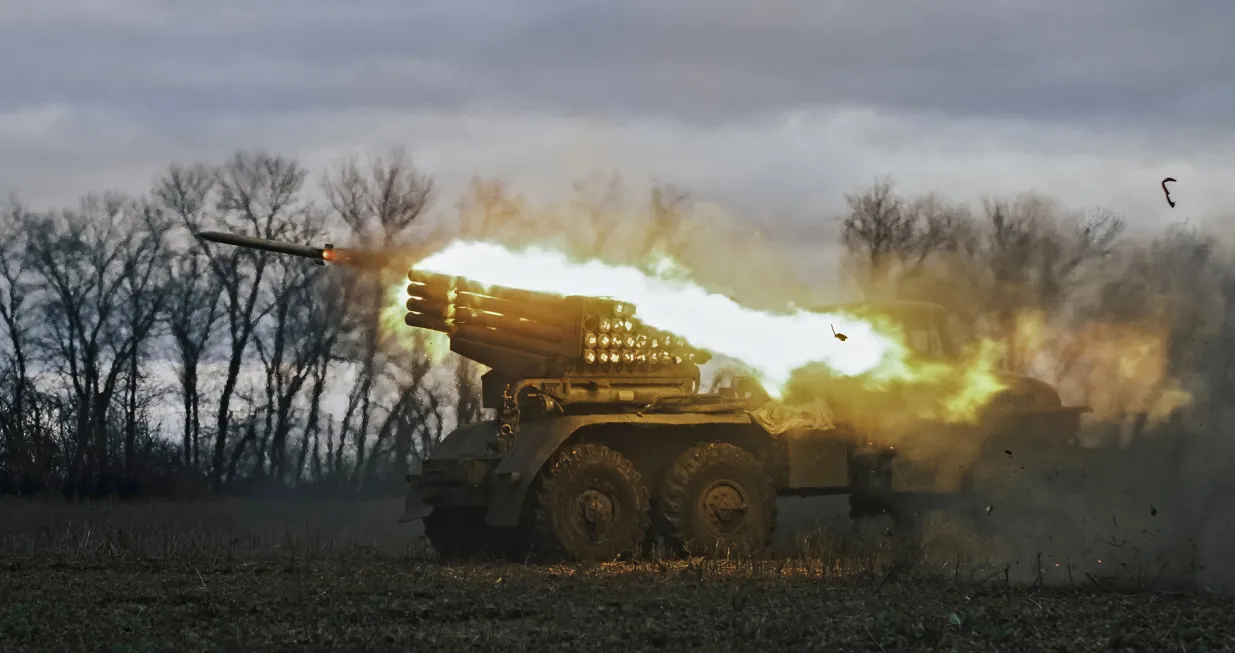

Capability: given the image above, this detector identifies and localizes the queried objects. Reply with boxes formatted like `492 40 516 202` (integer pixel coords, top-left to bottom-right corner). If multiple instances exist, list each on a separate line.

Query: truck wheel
528 443 651 561
656 442 777 557
423 507 508 561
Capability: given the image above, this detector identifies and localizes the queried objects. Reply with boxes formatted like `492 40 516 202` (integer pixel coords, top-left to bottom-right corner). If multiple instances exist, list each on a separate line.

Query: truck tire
423 507 508 561
656 442 777 557
528 443 651 561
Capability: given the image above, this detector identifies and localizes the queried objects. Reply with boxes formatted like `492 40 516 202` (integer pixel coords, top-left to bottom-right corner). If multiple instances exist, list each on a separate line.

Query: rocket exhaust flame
407 240 1009 419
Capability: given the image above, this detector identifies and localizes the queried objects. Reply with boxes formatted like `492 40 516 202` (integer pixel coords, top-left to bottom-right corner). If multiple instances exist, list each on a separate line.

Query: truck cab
810 300 1090 499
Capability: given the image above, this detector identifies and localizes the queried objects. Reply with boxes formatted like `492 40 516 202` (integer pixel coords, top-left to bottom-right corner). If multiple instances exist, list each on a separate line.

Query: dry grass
1 497 1233 652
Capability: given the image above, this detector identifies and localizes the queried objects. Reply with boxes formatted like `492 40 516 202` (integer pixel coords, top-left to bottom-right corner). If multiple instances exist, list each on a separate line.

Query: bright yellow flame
382 277 452 364
411 240 1008 419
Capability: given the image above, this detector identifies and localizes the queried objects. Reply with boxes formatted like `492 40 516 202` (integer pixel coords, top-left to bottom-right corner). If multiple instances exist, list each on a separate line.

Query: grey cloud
3 0 1234 229
466 0 1235 126
2 0 1232 128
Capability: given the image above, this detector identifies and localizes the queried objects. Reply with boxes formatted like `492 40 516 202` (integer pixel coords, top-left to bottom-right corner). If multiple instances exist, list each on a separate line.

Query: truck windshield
904 325 943 358
942 313 974 357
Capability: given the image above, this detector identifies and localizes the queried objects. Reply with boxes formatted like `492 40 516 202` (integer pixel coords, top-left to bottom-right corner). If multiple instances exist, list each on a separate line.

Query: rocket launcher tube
402 266 711 370
410 268 613 307
453 292 581 325
406 270 457 294
405 273 577 339
403 312 452 333
401 310 576 360
408 269 581 320
407 269 580 327
453 307 570 342
452 276 569 305
404 295 454 319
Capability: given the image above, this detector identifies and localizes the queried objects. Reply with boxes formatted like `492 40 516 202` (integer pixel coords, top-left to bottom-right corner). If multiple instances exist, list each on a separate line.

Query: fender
400 420 504 523
433 420 505 459
485 411 753 528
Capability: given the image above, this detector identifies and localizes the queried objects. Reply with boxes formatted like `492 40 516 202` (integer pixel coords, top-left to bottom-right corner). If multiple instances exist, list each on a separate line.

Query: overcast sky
4 0 1234 247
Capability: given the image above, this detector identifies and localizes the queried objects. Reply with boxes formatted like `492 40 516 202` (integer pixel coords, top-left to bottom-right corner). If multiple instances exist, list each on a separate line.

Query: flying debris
1161 177 1177 208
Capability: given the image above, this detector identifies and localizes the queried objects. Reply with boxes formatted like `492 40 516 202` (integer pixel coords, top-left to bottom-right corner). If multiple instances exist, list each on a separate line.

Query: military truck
194 231 1091 561
393 267 914 560
401 290 1095 560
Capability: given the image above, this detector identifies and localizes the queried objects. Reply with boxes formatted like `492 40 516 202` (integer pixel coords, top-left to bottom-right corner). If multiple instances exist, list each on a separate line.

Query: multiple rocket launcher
403 268 712 375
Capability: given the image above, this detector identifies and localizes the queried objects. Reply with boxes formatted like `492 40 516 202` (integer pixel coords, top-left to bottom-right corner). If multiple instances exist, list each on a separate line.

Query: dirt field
2 497 1233 652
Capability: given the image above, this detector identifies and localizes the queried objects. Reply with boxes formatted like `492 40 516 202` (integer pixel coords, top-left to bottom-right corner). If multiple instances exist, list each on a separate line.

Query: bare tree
643 183 691 261
455 176 534 244
249 207 333 486
153 164 223 473
119 201 174 488
25 192 171 495
164 250 222 472
407 382 446 467
454 357 484 426
0 199 38 492
978 195 1124 370
359 344 434 493
840 177 965 298
323 146 433 247
322 149 435 492
570 168 626 258
178 151 310 489
1096 225 1227 407
297 358 332 486
291 272 348 486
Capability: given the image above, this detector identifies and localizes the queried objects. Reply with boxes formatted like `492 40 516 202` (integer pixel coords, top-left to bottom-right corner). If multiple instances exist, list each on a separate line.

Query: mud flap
398 475 433 523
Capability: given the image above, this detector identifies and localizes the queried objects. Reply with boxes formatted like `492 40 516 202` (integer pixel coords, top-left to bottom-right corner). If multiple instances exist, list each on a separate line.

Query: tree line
0 150 1231 501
